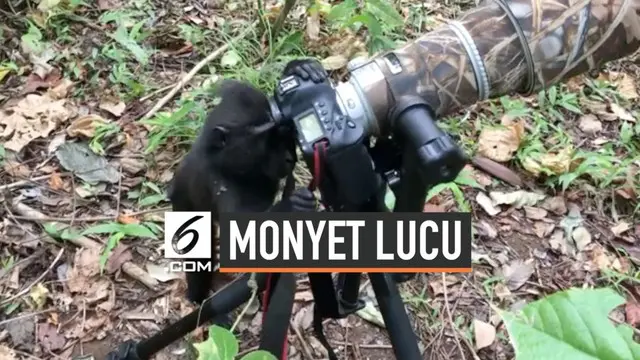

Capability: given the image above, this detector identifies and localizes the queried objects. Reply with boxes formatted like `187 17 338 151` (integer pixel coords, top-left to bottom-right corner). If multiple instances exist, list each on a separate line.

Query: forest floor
0 0 639 359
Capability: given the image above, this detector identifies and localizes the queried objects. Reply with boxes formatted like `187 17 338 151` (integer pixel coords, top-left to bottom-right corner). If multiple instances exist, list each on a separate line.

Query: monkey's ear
211 126 228 148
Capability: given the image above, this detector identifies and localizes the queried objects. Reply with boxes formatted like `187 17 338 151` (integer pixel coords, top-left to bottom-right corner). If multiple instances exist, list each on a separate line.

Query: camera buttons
346 120 356 128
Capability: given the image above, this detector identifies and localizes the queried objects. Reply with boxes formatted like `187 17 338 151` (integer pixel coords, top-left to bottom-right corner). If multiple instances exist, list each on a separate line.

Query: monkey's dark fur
168 78 314 309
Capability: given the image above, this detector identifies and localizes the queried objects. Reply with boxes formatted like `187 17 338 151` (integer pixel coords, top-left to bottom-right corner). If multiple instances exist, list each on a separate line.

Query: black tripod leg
368 273 422 360
106 274 267 360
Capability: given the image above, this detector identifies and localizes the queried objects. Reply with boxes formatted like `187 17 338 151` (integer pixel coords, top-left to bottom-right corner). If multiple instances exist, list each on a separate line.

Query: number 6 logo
164 212 212 259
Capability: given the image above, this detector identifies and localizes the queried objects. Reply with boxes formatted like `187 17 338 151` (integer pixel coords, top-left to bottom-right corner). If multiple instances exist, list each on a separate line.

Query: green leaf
220 50 242 68
82 222 123 235
240 350 278 360
139 193 167 207
346 13 382 37
364 0 403 29
111 25 149 65
500 287 640 360
120 223 157 239
193 325 239 360
384 188 395 210
327 0 358 23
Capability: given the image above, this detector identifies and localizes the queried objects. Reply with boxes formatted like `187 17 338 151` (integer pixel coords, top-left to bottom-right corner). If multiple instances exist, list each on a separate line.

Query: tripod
104 100 466 360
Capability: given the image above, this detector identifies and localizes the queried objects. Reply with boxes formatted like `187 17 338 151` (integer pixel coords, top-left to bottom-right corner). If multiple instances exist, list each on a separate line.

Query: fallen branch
10 205 171 223
9 200 160 290
0 174 60 192
140 21 259 122
270 0 297 40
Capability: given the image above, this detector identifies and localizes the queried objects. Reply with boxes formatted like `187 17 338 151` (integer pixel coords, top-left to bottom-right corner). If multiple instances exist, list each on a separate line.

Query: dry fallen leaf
29 283 50 309
590 245 613 271
0 345 17 360
47 78 74 100
540 196 567 215
99 101 126 117
306 13 320 41
473 319 496 350
321 55 349 70
502 258 535 291
626 302 640 327
67 247 102 293
599 71 639 100
521 147 574 177
578 114 603 133
429 275 459 295
476 192 500 216
146 263 182 282
533 221 555 238
66 114 109 138
293 305 314 331
523 206 548 220
609 103 636 122
476 122 525 162
493 282 512 301
0 94 73 152
490 190 546 208
37 322 66 351
611 222 631 237
572 226 592 251
48 172 64 190
3 160 31 178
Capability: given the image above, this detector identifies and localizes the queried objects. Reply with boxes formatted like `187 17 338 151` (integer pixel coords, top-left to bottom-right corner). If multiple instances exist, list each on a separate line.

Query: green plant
193 325 277 360
499 287 640 359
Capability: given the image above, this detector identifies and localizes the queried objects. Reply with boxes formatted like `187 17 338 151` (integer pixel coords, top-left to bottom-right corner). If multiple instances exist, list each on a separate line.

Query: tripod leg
368 273 422 360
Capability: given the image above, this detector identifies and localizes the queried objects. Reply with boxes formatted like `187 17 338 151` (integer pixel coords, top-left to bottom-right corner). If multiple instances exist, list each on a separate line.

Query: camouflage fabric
368 0 640 119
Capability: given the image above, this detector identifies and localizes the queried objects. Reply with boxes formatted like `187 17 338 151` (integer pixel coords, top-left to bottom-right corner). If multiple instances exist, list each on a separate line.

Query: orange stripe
219 267 472 273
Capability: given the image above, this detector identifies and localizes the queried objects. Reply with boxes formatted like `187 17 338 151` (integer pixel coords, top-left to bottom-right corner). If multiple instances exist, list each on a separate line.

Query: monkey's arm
268 188 317 213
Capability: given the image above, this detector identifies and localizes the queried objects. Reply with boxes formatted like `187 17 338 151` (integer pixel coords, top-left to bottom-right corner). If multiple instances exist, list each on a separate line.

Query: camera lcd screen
297 113 324 143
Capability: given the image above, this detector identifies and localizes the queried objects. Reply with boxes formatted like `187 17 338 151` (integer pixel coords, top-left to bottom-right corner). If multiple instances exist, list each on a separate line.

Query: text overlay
218 212 472 273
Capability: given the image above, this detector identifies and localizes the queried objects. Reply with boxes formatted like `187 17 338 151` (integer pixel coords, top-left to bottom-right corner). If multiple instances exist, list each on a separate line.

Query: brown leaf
429 275 459 295
599 71 639 100
67 247 102 293
98 0 121 9
306 13 320 41
48 172 64 190
321 55 348 70
105 244 133 274
476 122 525 162
66 114 109 138
572 226 592 251
611 222 631 237
117 214 139 224
493 283 512 301
521 147 574 177
473 319 496 350
501 259 534 291
609 103 636 122
99 101 126 117
625 302 640 327
423 204 446 212
0 94 73 152
578 114 603 134
47 78 74 100
540 196 567 215
3 160 30 178
37 323 66 351
523 206 548 220
590 245 613 271
476 192 500 216
0 345 17 360
23 69 62 94
533 222 555 238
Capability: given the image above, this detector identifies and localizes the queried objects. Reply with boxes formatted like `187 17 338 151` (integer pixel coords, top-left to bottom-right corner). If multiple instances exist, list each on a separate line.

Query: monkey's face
259 128 296 181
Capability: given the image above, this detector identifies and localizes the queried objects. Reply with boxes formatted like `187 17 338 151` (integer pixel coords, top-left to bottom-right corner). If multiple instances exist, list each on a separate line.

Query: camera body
269 73 381 211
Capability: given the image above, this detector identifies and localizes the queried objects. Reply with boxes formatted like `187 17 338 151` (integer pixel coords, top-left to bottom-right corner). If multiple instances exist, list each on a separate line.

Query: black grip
392 98 468 185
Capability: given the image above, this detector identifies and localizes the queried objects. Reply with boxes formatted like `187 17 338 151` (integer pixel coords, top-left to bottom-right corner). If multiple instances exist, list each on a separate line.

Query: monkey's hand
282 59 328 84
270 188 318 212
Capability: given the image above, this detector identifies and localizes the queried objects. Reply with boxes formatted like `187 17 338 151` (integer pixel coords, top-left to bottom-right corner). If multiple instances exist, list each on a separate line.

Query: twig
230 289 258 332
0 309 54 326
9 200 160 290
70 173 77 228
237 346 259 358
442 273 467 360
290 319 315 360
139 84 174 102
115 165 123 221
0 248 64 306
140 21 259 122
269 0 297 40
0 174 58 191
11 204 171 223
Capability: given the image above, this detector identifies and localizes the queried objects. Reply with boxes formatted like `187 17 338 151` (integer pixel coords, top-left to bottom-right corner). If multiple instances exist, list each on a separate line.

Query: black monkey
168 78 318 309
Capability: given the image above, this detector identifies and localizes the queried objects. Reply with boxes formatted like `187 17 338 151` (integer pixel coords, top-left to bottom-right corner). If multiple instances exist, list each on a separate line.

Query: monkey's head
203 80 296 184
